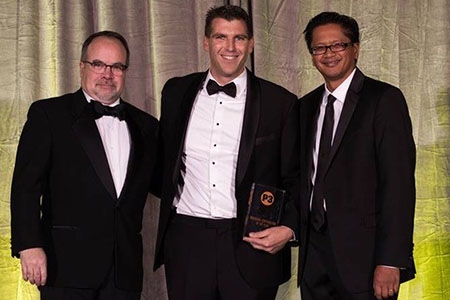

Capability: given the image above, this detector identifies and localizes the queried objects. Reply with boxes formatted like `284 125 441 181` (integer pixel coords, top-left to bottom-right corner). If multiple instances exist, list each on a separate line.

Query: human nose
323 46 336 56
225 38 236 51
102 65 114 77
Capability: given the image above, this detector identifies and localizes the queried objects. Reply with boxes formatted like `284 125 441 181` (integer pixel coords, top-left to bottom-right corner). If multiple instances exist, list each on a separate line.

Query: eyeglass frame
309 42 354 56
82 60 128 75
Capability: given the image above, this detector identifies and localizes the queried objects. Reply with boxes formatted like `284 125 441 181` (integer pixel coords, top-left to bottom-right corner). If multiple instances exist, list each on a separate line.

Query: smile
221 54 239 60
322 60 340 67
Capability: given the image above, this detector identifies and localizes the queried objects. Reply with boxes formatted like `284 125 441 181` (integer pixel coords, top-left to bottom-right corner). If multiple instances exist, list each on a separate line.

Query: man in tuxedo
10 31 158 300
153 5 300 300
298 12 416 300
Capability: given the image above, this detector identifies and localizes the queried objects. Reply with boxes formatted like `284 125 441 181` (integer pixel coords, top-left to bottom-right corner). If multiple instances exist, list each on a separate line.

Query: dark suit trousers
300 214 398 300
163 212 278 300
39 264 141 300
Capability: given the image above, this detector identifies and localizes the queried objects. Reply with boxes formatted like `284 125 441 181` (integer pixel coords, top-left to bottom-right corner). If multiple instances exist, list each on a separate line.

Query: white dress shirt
311 68 356 209
174 70 248 219
84 91 130 197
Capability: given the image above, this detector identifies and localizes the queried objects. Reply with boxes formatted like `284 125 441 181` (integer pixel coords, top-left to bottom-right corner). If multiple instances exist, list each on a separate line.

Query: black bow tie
91 100 126 120
206 79 237 98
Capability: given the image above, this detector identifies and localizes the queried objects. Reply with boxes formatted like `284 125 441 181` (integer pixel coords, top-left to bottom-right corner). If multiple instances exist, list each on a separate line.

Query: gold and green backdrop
0 1 448 299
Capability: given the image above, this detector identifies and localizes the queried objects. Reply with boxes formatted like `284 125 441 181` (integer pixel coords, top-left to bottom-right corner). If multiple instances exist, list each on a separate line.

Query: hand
19 248 47 286
373 265 400 299
243 225 293 254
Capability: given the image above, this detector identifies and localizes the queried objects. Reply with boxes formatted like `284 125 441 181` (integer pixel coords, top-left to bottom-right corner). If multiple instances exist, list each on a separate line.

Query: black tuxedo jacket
153 69 300 288
11 89 158 291
298 68 416 292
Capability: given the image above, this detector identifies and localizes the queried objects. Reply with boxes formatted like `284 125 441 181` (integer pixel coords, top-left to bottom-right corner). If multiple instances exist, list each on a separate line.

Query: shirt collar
324 68 357 104
204 69 247 98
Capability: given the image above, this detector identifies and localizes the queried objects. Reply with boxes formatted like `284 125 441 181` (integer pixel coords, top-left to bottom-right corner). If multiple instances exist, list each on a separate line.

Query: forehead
312 23 348 43
210 18 249 36
86 37 127 60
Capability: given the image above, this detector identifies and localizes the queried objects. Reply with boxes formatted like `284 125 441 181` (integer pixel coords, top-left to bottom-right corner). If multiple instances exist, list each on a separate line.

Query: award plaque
243 183 286 237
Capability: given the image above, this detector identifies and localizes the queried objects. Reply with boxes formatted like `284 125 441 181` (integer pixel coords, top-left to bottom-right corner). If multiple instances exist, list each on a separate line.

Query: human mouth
97 83 115 88
221 54 238 61
322 60 340 67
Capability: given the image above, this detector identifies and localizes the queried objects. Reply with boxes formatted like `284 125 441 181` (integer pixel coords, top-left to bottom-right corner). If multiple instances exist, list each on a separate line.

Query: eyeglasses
82 60 128 76
310 42 353 55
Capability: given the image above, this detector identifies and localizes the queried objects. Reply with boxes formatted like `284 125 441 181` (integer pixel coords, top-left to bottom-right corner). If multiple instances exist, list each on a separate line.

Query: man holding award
153 4 300 300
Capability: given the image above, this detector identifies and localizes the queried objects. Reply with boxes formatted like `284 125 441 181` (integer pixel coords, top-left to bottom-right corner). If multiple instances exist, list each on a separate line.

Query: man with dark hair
298 11 416 300
204 4 253 39
10 30 158 300
154 5 299 300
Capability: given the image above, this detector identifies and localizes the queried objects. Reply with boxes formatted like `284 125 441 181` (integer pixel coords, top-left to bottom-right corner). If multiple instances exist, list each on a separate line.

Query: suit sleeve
149 79 173 199
374 87 416 271
279 97 301 239
10 102 51 257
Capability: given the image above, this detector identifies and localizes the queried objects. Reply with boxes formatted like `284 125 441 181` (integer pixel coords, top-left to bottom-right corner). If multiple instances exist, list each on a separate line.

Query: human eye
92 61 105 69
111 63 123 71
235 35 247 41
214 34 226 40
312 46 325 54
331 42 346 51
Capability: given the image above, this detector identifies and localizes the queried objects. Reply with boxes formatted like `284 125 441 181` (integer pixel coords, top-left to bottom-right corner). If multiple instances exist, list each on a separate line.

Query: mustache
96 81 116 87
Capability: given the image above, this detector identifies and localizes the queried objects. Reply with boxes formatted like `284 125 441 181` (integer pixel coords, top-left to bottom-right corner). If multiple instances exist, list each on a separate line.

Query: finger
388 288 395 297
381 286 391 299
373 285 382 300
248 230 269 238
28 271 36 285
21 269 28 281
243 237 262 245
21 264 30 282
34 271 42 286
247 238 275 252
40 265 47 286
393 281 400 294
249 238 268 248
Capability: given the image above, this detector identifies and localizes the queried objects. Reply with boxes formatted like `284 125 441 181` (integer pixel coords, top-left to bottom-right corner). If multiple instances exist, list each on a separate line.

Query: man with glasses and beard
11 31 158 300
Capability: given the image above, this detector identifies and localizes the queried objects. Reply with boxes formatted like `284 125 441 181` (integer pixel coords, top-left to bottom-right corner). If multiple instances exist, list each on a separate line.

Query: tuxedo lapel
236 71 260 187
305 87 324 181
116 104 140 203
171 72 207 188
326 69 364 170
71 90 117 200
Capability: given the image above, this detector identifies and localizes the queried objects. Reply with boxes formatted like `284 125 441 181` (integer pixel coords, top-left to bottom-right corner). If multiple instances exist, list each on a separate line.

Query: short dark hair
205 5 253 39
81 30 130 66
303 12 360 50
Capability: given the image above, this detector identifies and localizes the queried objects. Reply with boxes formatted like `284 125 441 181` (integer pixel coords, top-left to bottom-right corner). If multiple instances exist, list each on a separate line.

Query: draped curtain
0 1 448 299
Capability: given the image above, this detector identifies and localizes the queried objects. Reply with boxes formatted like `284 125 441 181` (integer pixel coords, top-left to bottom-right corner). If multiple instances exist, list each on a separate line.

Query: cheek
115 78 125 88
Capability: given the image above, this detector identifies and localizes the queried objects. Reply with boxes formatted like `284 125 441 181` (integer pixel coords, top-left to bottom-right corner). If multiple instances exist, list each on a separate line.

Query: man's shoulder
299 84 324 101
163 72 205 90
362 72 395 87
123 101 158 127
29 89 84 112
354 69 402 96
33 89 80 103
251 74 296 99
